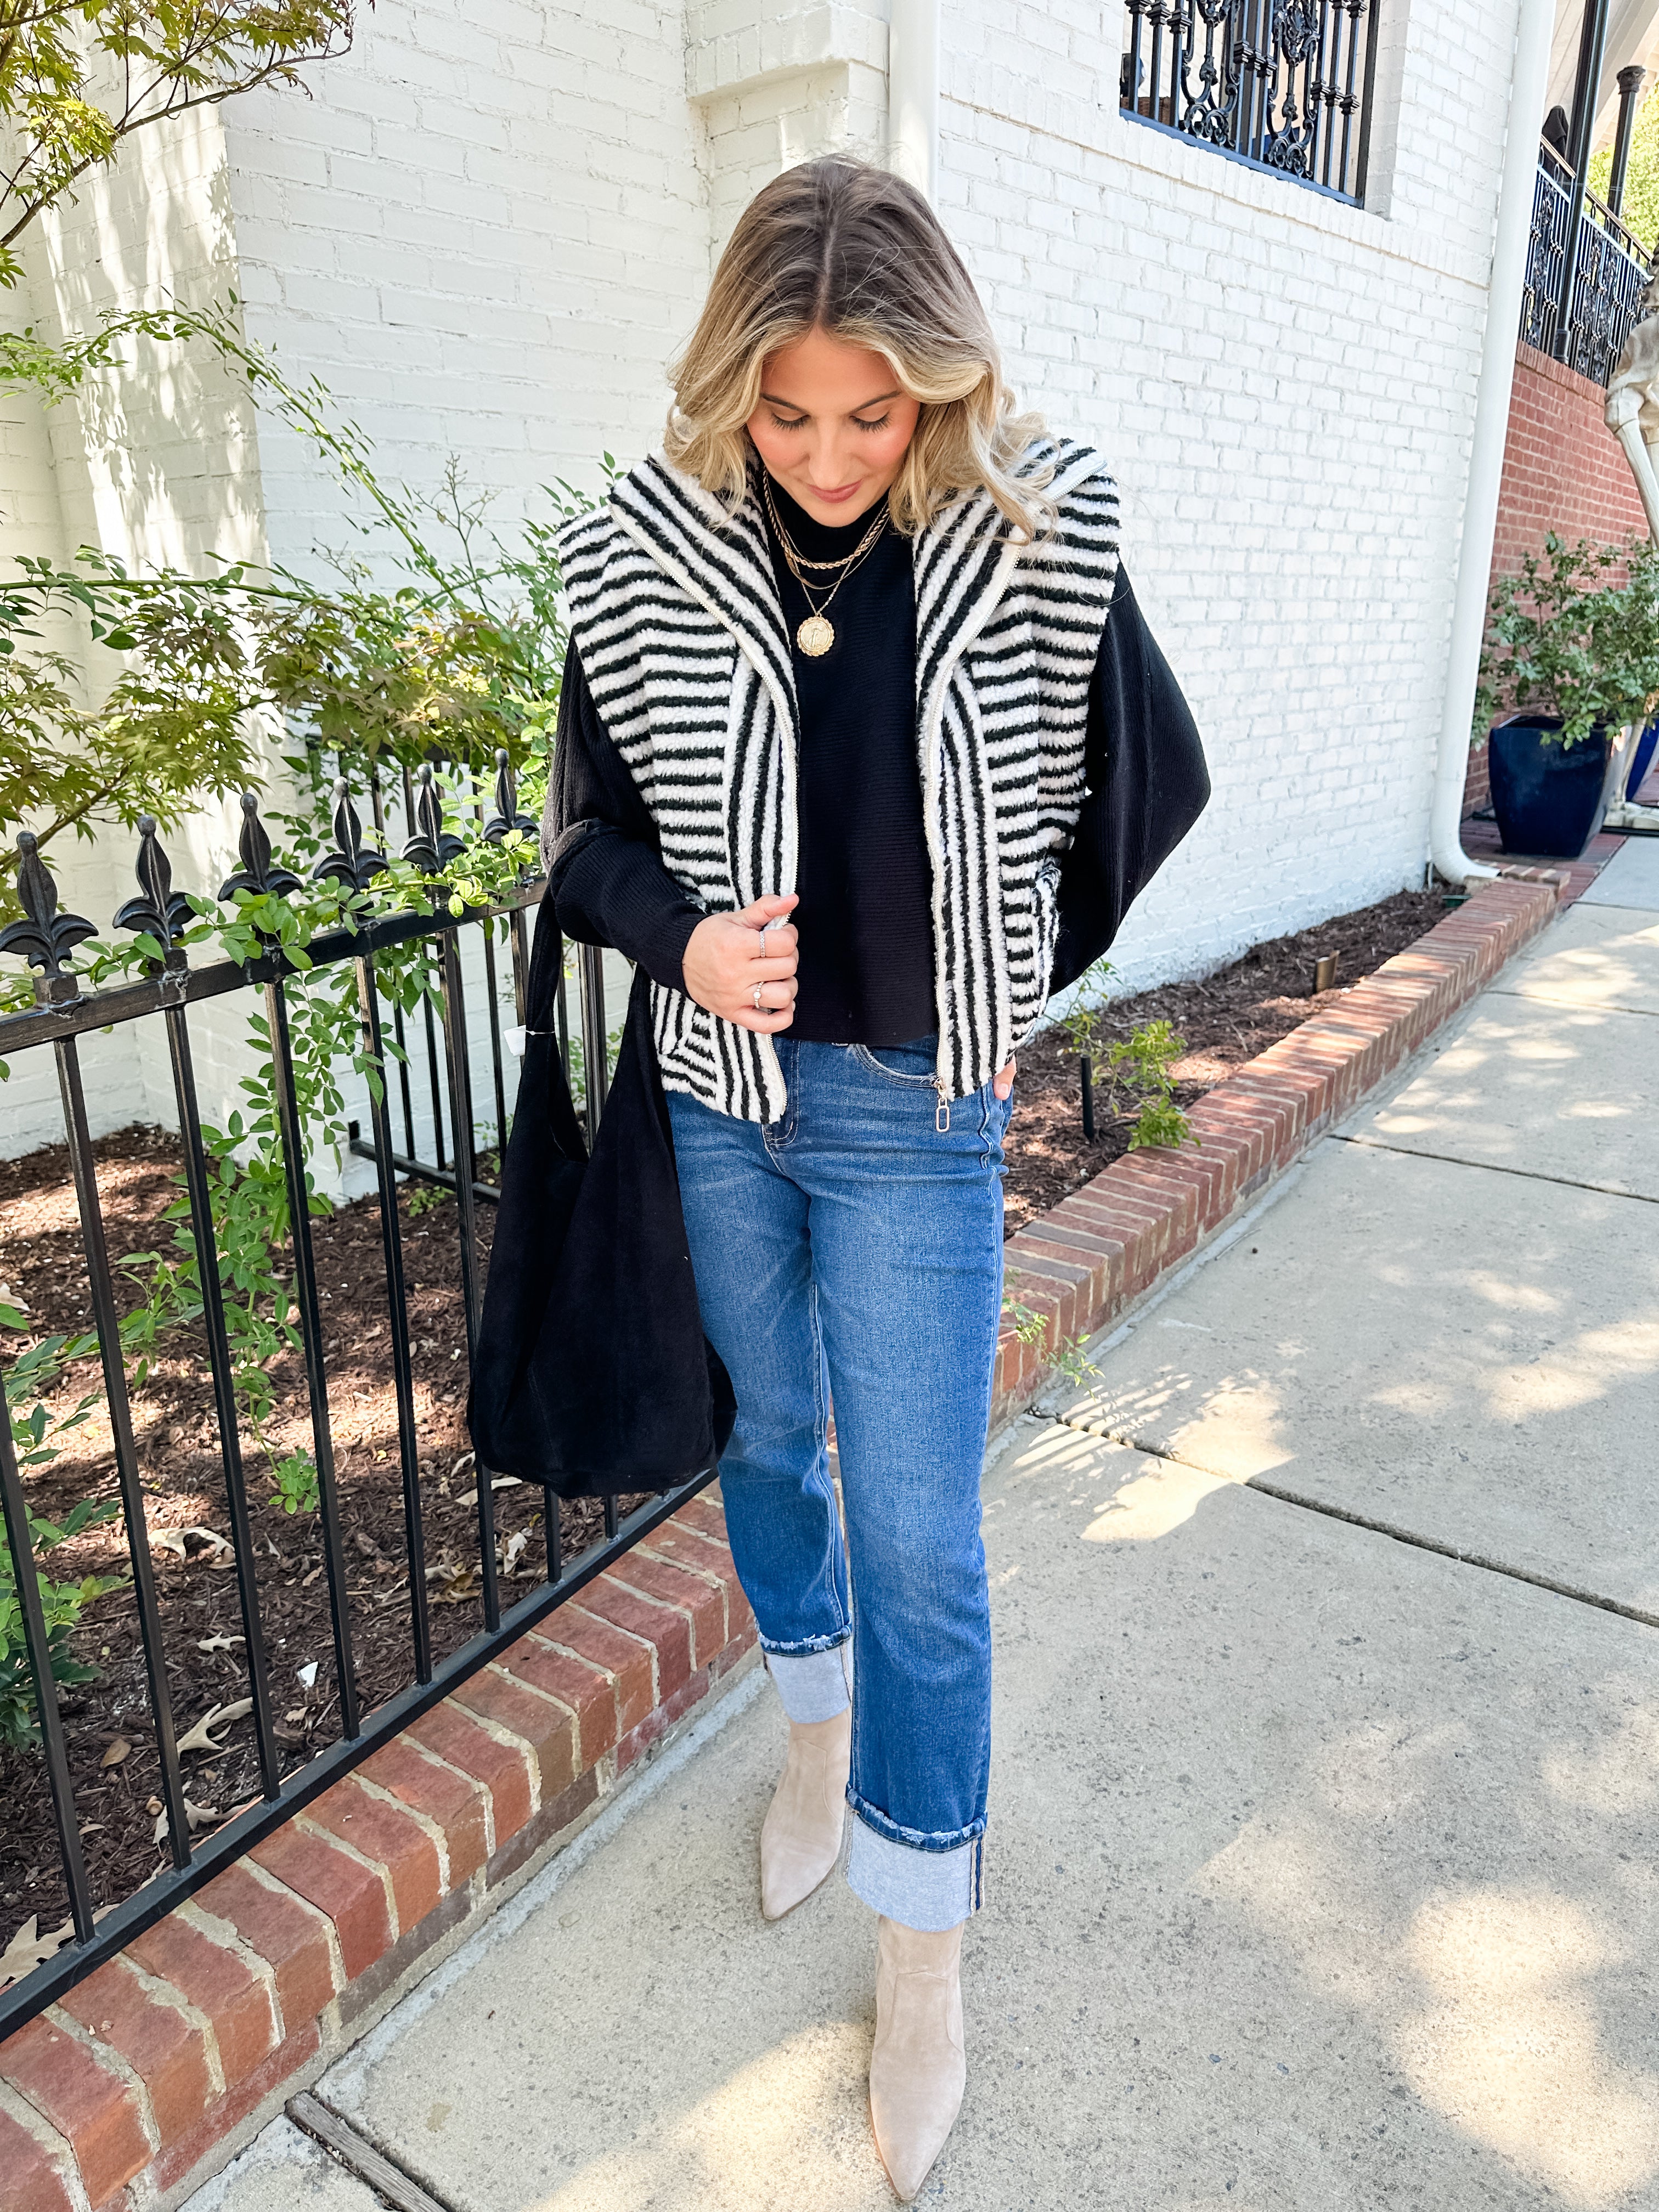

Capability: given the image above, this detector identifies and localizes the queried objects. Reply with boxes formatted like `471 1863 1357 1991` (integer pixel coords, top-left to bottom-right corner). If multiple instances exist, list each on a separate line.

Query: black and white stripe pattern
555 438 1120 1121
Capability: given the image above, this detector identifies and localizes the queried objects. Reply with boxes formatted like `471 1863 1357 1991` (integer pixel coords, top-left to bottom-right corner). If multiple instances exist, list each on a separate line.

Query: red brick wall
1466 343 1651 815
1489 341 1648 582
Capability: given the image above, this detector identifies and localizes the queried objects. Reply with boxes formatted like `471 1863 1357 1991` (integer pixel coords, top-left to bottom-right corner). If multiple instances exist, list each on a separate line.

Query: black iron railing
1120 0 1379 206
1522 138 1654 385
0 774 706 2036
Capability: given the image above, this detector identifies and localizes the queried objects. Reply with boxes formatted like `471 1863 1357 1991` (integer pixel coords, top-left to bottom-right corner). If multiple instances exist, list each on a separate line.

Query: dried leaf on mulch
0 1913 75 1989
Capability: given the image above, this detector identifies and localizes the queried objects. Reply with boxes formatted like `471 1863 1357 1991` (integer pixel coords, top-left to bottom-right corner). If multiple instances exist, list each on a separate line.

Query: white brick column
686 0 891 252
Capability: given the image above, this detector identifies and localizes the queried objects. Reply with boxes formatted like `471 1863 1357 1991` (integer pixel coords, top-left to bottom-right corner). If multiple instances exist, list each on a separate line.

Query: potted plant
1475 534 1659 857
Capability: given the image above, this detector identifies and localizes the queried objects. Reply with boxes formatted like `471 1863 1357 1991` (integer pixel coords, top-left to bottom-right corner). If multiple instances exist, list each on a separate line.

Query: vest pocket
1009 855 1063 1037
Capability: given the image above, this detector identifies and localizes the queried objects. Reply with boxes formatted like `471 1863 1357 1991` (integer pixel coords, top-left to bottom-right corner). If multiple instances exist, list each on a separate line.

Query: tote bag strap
518 891 588 1161
521 888 567 1043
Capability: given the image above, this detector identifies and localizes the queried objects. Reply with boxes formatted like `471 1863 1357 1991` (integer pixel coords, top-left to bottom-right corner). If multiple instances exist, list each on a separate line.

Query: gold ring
752 983 764 1012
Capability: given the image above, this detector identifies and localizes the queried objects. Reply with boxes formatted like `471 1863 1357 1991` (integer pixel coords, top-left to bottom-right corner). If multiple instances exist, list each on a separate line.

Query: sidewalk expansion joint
1486 984 1658 1018
1050 1413 1659 1635
1330 1132 1659 1204
1519 898 1659 918
287 2090 460 2212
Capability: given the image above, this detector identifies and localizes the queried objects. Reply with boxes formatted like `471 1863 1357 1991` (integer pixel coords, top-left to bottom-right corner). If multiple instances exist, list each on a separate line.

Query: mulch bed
1000 887 1450 1234
0 883 1448 1968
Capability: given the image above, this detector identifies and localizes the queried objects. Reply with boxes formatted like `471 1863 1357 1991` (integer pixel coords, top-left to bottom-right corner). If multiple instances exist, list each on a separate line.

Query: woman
545 157 1207 2200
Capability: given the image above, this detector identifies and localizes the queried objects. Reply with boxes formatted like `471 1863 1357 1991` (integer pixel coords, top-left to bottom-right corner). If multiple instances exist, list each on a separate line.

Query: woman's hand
683 893 800 1032
992 1058 1017 1100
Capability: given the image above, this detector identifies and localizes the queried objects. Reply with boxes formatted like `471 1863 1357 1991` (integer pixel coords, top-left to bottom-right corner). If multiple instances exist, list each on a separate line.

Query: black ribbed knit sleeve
544 640 706 991
1051 567 1210 994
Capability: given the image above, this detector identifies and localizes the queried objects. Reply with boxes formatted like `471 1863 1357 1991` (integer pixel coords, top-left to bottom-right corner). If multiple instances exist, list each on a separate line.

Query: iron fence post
354 953 433 1684
162 1001 284 1799
0 1357 95 1940
263 976 360 1739
53 1035 194 1866
436 930 499 1630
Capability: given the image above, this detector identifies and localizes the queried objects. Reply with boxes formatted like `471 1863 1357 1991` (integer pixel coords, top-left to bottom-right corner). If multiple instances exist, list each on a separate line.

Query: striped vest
555 438 1121 1122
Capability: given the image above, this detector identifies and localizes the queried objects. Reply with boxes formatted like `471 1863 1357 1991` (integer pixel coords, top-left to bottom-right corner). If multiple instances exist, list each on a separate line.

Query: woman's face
747 326 922 527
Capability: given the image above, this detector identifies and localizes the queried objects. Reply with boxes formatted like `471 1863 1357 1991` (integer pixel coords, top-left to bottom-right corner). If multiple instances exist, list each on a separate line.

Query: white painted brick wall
216 0 715 568
935 0 1525 988
689 0 888 244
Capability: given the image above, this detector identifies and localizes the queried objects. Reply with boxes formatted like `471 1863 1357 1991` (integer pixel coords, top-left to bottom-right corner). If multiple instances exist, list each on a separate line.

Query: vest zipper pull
935 1079 951 1134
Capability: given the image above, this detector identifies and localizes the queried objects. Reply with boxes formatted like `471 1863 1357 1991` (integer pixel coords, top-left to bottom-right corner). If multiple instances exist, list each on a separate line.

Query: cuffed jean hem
847 1814 983 1932
765 1645 851 1724
758 1627 853 1657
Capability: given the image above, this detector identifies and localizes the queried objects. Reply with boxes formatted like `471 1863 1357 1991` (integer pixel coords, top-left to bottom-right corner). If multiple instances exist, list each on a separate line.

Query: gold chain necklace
763 476 889 658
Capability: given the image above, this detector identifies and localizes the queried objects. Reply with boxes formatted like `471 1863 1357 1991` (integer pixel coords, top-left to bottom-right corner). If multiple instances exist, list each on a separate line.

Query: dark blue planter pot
1626 719 1659 800
1487 718 1610 859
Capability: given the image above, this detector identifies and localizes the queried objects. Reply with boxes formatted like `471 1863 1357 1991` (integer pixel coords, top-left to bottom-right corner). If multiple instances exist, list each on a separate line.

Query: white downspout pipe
888 0 940 204
1430 0 1558 885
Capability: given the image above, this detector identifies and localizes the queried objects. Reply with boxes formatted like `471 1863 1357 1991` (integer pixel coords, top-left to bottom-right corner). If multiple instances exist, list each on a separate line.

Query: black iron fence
1522 137 1654 386
0 773 707 2037
1120 0 1379 206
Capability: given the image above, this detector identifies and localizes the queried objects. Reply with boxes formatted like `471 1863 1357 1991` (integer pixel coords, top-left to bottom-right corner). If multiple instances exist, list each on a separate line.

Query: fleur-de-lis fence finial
312 779 386 894
0 833 95 1003
219 791 301 904
483 749 536 847
115 817 193 968
402 763 465 876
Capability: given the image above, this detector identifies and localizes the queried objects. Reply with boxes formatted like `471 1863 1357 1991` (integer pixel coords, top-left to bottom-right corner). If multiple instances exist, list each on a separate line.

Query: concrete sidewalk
195 849 1659 2212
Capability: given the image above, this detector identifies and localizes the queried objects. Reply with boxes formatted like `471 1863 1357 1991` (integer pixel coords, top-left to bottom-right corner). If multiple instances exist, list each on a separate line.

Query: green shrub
269 1451 321 1516
1 1309 125 1749
0 1496 125 1750
1054 960 1193 1152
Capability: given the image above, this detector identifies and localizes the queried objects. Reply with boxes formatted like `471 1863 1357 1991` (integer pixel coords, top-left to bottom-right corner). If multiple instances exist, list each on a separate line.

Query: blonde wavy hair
665 158 1053 540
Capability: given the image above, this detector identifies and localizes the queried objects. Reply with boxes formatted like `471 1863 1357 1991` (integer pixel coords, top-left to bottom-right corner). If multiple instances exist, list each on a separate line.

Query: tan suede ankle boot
868 1915 966 2202
759 1707 851 1921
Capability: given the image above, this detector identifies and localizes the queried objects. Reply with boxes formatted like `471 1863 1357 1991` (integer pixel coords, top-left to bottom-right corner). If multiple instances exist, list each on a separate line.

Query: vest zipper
934 1078 951 1133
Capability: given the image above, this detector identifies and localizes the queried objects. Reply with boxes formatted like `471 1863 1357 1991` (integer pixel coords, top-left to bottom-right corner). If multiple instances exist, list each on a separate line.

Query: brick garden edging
0 875 1561 2212
0 1498 758 2212
989 876 1563 1419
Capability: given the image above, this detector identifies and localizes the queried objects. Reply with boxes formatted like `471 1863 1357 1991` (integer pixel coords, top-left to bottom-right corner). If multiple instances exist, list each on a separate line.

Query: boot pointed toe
870 2075 964 2203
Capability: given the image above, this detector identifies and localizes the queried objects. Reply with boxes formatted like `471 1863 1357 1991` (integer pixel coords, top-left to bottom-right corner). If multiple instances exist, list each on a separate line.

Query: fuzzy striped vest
555 438 1121 1122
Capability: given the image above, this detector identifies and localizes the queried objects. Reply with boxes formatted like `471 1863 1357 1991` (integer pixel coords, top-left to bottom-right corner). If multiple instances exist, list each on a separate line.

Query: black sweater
548 543 1209 1033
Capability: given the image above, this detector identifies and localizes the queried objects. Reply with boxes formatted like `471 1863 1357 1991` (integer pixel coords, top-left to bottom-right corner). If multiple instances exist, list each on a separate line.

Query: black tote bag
467 896 736 1498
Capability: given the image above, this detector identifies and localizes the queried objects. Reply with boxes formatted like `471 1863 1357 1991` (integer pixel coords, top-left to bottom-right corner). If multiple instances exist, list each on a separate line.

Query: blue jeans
667 1035 1009 1931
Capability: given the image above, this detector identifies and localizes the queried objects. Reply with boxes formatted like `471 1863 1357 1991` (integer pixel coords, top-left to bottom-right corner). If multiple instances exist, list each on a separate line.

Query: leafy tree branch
0 0 359 285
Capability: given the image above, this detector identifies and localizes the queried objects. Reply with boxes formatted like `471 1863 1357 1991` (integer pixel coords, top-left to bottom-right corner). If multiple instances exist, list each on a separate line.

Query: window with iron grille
1120 1 1380 208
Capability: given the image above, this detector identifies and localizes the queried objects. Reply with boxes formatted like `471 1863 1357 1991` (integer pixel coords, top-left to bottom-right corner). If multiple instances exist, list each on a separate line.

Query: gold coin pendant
796 614 836 657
